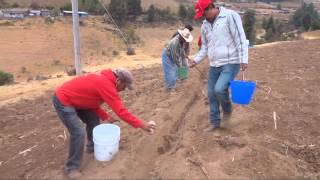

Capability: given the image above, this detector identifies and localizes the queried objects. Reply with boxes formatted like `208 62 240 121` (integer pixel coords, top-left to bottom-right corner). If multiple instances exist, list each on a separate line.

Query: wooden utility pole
71 0 82 75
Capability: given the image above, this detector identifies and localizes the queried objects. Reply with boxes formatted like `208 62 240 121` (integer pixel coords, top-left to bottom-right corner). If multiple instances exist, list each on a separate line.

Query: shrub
20 66 27 73
112 50 119 56
30 2 40 9
0 70 14 86
11 3 19 8
0 21 14 26
52 60 60 65
126 27 140 44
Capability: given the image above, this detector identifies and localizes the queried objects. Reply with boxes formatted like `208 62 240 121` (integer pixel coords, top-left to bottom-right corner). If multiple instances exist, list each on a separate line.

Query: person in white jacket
190 0 249 131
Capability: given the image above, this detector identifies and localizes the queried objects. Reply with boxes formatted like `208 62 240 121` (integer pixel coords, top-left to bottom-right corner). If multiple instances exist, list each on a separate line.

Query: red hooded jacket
55 69 142 128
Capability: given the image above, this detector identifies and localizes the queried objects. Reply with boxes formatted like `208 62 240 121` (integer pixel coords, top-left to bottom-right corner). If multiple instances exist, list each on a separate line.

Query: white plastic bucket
93 124 120 161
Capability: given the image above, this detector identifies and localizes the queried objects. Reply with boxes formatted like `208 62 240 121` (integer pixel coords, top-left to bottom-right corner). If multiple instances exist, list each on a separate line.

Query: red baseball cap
194 0 213 20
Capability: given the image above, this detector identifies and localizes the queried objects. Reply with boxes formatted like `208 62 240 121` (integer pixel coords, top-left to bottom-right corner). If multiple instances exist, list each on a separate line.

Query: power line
98 0 130 49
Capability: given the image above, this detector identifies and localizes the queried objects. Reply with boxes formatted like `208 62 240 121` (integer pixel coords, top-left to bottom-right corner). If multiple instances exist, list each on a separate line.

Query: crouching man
52 68 155 179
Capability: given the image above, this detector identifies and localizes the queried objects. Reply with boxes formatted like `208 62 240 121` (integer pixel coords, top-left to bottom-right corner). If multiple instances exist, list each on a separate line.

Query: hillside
5 0 193 11
0 16 190 82
0 38 319 179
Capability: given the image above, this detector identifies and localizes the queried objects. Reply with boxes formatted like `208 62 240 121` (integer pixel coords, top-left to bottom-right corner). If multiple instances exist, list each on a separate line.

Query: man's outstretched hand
140 121 156 134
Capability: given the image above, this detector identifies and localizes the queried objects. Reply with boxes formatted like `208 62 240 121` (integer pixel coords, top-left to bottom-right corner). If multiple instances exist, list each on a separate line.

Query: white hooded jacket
194 7 248 67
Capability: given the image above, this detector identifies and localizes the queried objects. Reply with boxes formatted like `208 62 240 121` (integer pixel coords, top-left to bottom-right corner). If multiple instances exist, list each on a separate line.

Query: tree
161 7 176 21
178 4 188 20
186 6 195 21
109 0 127 25
127 0 142 17
302 13 312 31
243 9 256 44
51 6 61 17
291 3 320 31
147 5 156 22
0 70 13 86
12 2 19 8
262 17 268 29
277 4 282 10
60 2 72 11
266 16 276 33
274 19 284 35
265 28 274 41
79 0 103 14
30 1 40 9
0 0 8 8
263 16 276 41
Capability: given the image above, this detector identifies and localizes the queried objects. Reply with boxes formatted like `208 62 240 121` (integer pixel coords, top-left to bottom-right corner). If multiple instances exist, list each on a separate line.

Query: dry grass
302 30 320 40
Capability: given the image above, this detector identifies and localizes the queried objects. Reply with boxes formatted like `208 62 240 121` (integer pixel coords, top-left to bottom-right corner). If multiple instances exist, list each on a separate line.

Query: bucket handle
242 71 245 81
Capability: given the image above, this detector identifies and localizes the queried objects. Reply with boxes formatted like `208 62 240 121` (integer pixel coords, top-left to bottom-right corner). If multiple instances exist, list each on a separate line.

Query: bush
0 21 14 26
127 27 140 44
0 70 14 86
60 2 72 11
147 5 156 22
243 9 256 44
178 4 188 20
20 66 27 73
11 2 19 8
51 6 61 17
186 6 195 21
277 4 282 10
45 17 55 24
79 20 85 26
127 0 142 17
126 47 135 55
109 0 127 26
80 0 104 14
291 3 320 31
0 0 8 8
30 2 40 9
112 50 119 56
52 60 60 65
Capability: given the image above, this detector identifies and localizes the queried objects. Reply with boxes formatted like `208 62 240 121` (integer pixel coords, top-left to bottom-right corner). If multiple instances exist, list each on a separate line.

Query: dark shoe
222 112 232 121
203 125 220 132
64 169 82 179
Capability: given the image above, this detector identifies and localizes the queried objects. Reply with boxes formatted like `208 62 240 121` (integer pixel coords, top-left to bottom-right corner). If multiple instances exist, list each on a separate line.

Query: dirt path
0 39 319 179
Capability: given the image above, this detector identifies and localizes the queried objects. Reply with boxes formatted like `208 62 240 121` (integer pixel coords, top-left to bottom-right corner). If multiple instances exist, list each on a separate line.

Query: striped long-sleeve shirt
166 35 187 67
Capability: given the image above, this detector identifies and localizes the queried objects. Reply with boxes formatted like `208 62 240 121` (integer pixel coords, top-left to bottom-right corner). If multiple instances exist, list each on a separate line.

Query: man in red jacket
52 68 155 179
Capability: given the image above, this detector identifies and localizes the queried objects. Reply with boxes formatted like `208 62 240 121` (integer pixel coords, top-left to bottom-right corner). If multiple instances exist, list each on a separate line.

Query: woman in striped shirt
161 28 193 91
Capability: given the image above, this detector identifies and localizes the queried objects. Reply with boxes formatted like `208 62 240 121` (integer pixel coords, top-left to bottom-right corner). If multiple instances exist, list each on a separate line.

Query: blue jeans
162 49 178 89
207 64 240 127
52 94 100 172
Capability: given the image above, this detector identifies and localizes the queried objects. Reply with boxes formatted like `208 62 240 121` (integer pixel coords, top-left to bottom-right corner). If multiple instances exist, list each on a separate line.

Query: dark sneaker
65 169 82 179
222 112 232 121
203 125 220 132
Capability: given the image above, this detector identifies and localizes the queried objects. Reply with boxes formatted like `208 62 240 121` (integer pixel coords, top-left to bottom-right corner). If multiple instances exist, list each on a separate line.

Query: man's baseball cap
194 0 213 20
115 68 134 90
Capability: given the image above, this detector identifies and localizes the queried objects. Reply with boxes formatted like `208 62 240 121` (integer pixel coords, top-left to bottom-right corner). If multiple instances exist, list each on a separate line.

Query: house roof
2 8 29 13
63 11 88 15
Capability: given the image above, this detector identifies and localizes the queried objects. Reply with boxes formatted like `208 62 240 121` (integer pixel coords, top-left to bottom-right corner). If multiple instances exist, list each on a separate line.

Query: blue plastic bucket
230 80 256 105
